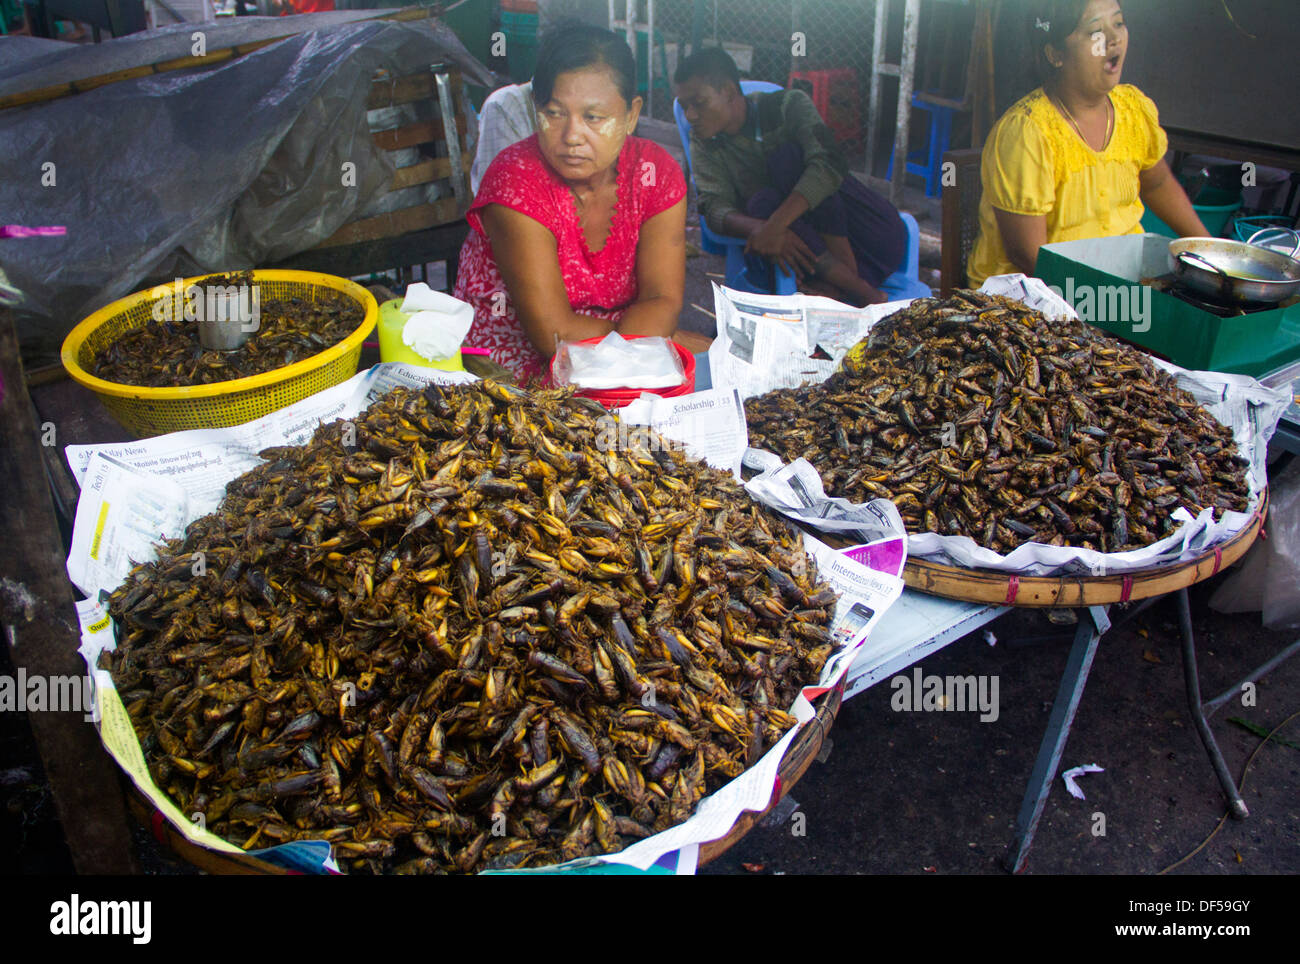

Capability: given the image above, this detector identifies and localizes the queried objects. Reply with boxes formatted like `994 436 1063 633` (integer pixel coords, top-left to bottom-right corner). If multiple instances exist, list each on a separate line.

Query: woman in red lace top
453 25 687 382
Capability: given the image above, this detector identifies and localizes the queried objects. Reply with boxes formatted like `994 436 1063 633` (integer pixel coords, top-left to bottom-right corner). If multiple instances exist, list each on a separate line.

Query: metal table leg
1203 637 1300 717
1003 583 1299 871
1006 605 1110 874
1176 587 1251 819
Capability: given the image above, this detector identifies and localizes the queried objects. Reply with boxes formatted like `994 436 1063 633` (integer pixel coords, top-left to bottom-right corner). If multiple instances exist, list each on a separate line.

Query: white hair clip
1035 17 1051 32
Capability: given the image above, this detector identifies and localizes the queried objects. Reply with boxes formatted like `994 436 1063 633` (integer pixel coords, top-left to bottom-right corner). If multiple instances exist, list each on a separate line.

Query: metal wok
1169 228 1300 305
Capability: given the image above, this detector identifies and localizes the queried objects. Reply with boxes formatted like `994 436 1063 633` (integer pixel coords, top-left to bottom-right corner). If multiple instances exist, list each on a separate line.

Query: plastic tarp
0 16 493 364
0 36 73 72
0 11 453 99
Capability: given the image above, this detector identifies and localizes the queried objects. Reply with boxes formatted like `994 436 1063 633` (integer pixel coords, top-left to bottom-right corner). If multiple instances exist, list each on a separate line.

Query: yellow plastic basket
61 270 378 438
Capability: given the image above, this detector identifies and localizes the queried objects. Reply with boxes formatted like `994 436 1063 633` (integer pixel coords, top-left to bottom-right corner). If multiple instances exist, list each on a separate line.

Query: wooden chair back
940 148 983 294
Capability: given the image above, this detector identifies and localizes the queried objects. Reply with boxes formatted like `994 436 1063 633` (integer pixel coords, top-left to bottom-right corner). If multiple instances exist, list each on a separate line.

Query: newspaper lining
619 387 749 479
66 454 191 599
705 283 915 400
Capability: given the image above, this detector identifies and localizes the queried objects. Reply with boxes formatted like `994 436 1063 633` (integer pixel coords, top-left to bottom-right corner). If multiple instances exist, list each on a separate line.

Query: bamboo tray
901 491 1268 607
123 682 843 875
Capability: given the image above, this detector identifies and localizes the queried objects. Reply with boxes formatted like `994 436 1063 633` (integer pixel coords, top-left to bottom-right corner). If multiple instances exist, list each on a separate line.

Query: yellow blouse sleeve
1124 85 1169 171
982 108 1056 217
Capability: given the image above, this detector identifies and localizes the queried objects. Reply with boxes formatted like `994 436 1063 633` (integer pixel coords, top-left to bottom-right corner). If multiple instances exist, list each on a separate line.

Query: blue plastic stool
887 95 957 198
880 211 931 300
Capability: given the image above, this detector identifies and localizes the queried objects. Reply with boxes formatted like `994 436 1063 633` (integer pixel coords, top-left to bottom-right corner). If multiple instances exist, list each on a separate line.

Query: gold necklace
1053 92 1113 151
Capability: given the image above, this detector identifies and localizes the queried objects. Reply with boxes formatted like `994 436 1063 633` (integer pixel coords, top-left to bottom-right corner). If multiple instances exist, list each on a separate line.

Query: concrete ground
703 588 1300 875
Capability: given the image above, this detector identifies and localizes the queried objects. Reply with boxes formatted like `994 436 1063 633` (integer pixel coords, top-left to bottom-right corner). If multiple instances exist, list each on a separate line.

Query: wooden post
890 0 920 208
647 0 656 119
864 0 889 178
0 309 138 873
972 0 998 147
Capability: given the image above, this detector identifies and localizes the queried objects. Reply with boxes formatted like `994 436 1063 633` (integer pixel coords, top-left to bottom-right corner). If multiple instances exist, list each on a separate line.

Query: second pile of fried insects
104 380 838 873
745 292 1251 553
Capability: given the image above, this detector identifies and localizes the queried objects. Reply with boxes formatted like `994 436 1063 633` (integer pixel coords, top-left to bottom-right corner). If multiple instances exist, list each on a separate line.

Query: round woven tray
902 491 1268 607
123 683 843 875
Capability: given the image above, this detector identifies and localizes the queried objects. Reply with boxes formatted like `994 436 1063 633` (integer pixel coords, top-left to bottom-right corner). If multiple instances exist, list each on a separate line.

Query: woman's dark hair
1029 0 1116 84
673 47 742 92
532 21 637 107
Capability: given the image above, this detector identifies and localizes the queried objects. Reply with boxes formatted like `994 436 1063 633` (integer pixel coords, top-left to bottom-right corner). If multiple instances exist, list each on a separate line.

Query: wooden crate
314 68 472 250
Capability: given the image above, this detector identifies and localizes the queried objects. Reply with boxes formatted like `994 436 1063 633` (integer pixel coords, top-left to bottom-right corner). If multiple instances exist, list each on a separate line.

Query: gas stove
1141 273 1286 317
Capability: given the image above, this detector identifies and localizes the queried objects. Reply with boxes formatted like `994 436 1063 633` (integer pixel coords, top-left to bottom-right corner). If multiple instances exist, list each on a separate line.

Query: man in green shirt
674 47 905 306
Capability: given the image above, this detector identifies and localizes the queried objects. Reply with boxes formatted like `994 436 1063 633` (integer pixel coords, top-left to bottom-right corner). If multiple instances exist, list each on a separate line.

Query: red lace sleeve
466 136 560 239
633 139 687 222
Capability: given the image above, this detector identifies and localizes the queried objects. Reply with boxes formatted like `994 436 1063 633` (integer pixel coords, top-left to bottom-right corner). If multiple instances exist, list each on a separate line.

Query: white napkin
398 283 474 360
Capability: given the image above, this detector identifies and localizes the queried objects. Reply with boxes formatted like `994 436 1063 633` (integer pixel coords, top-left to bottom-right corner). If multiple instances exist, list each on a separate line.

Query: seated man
674 48 905 306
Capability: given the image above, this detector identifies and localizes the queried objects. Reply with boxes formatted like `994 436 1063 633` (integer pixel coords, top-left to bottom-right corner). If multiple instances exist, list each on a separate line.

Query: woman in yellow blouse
967 0 1206 286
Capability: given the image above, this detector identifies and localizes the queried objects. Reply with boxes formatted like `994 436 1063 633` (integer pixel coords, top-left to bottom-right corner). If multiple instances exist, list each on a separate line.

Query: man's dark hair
532 21 637 107
673 46 742 92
